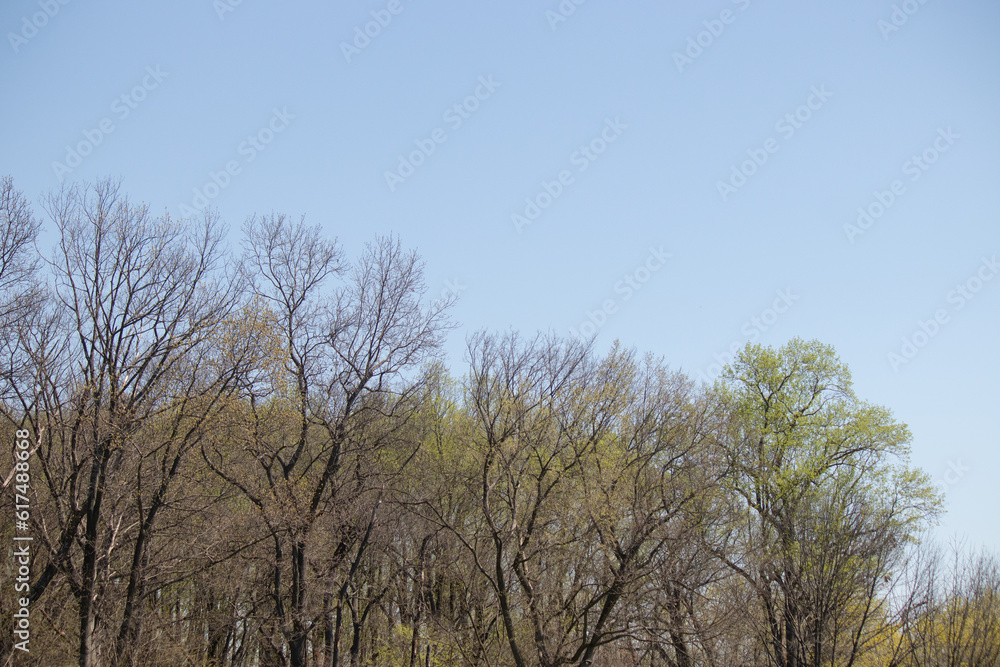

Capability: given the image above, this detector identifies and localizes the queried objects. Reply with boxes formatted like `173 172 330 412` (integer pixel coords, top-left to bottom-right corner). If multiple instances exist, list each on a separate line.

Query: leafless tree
425 333 714 667
19 178 242 667
0 176 45 407
201 215 453 667
887 541 1000 666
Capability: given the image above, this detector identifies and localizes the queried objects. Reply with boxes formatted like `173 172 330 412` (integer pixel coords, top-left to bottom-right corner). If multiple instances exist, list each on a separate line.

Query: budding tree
711 338 941 667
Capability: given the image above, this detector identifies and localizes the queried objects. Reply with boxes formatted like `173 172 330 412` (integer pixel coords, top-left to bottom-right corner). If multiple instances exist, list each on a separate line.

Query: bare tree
21 178 241 667
0 176 44 406
426 333 714 667
202 215 453 667
888 541 1000 667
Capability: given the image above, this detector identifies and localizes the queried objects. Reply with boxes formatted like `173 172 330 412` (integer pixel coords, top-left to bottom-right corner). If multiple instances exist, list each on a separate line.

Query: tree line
1 177 997 666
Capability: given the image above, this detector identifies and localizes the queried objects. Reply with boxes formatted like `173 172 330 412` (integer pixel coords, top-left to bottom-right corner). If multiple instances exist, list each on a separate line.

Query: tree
201 215 453 666
0 177 46 663
0 175 44 405
711 338 941 667
887 541 1000 666
425 332 715 667
25 178 242 667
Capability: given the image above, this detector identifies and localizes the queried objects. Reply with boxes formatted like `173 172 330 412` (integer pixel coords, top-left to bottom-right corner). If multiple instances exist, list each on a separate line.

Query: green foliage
713 338 944 667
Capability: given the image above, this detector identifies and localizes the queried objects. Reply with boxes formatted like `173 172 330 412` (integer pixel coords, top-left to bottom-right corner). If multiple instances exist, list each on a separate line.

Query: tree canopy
0 177 993 667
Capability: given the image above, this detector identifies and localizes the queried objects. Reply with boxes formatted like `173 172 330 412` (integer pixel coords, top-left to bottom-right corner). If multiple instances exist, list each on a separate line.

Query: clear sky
2 0 998 550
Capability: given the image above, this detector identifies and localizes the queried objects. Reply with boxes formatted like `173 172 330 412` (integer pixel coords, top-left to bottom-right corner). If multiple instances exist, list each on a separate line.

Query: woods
1 177 997 666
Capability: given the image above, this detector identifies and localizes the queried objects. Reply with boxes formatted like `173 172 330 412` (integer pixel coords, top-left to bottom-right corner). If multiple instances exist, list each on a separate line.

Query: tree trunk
321 593 334 667
290 538 308 667
79 443 112 667
332 601 344 667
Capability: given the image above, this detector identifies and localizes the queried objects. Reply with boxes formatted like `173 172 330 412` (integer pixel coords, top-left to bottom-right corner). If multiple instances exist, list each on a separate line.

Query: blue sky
2 0 998 549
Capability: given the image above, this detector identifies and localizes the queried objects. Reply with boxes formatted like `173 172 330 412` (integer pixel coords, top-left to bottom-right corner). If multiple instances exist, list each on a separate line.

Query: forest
1 176 998 667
